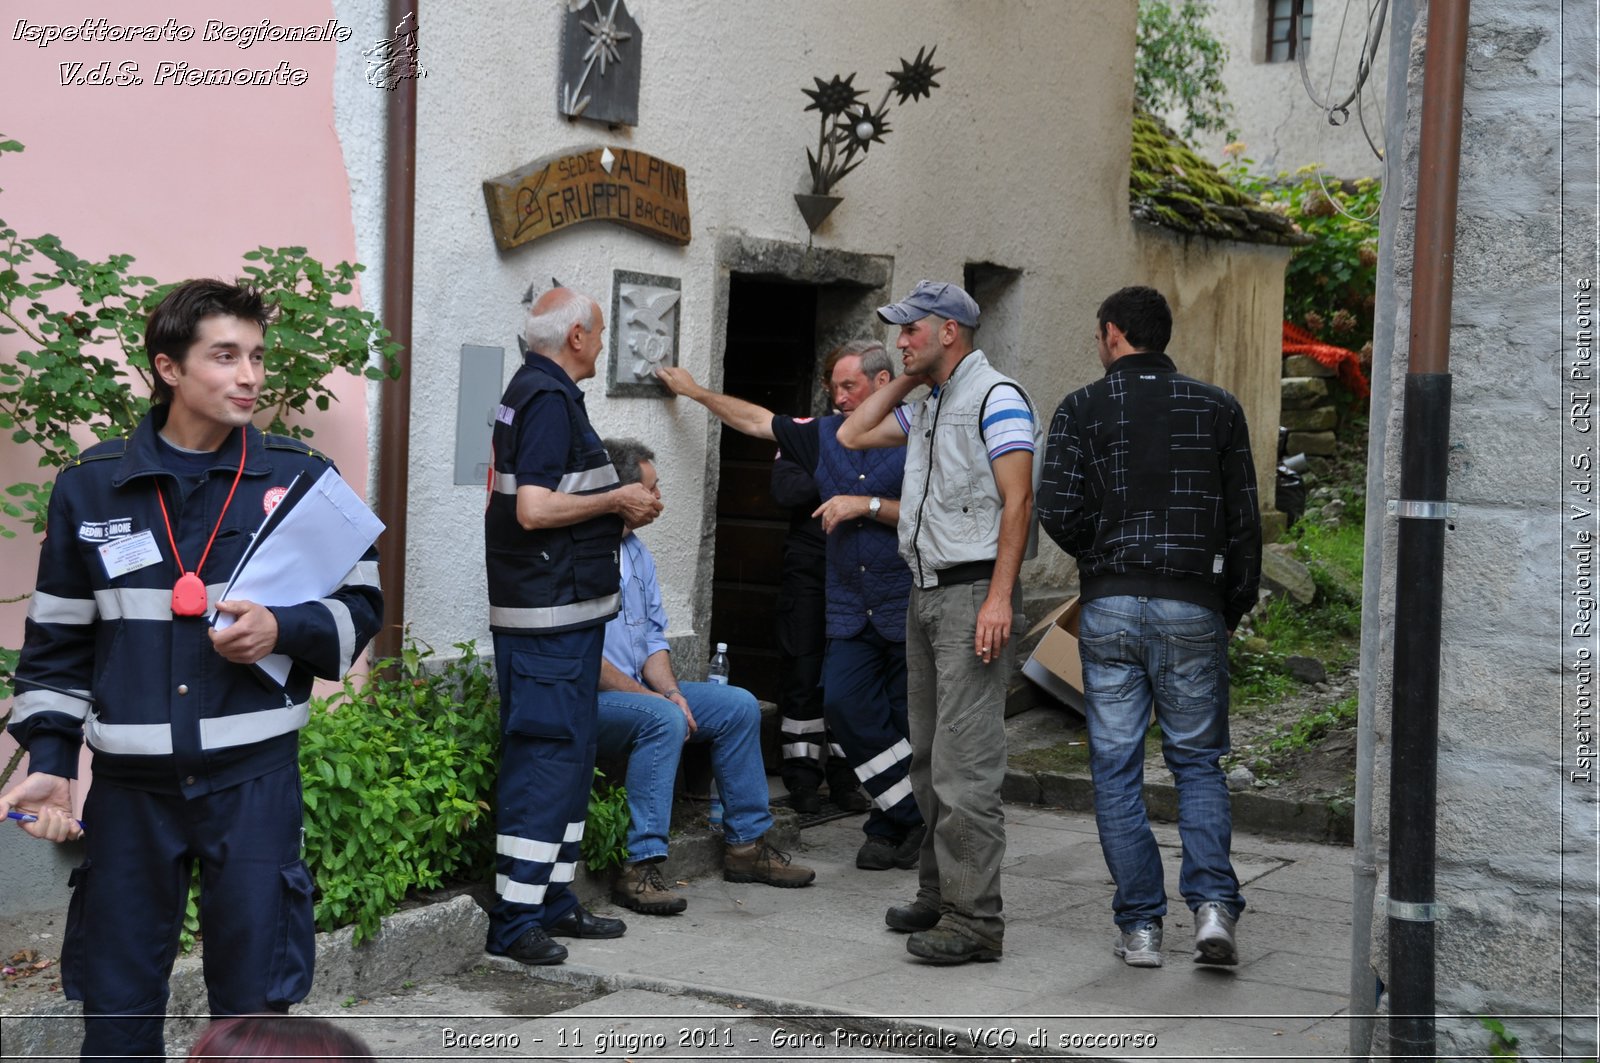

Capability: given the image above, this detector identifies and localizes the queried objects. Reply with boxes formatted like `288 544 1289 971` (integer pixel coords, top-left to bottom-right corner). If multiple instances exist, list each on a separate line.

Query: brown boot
612 860 687 915
723 836 816 888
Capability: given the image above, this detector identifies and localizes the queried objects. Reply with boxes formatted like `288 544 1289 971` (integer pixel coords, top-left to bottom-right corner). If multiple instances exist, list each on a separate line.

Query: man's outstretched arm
656 367 777 441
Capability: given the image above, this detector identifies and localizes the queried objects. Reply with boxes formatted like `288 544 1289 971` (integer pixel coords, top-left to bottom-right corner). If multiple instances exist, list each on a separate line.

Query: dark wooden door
710 278 818 702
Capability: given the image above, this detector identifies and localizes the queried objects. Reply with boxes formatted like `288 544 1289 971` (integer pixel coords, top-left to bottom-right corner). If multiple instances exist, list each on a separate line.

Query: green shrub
582 772 630 872
299 639 500 944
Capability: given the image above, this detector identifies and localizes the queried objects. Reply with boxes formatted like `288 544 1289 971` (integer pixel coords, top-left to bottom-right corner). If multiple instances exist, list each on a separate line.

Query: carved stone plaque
607 270 681 397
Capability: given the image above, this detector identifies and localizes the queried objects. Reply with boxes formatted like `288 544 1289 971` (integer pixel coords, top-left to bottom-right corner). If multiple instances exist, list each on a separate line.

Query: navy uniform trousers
821 625 920 839
487 626 603 953
66 761 312 1061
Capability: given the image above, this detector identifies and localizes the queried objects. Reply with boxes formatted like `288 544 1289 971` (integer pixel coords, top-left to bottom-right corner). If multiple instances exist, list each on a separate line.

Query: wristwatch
868 496 882 519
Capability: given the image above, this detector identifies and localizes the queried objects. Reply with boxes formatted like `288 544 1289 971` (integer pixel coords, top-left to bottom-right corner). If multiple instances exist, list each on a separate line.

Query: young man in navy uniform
1 279 383 1060
483 286 662 965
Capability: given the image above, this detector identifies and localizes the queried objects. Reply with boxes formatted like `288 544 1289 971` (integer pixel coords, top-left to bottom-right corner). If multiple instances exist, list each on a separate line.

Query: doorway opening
710 277 820 702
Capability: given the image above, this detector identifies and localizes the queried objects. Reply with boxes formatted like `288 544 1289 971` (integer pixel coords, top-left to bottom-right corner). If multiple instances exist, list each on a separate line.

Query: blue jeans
1078 595 1244 930
596 681 773 860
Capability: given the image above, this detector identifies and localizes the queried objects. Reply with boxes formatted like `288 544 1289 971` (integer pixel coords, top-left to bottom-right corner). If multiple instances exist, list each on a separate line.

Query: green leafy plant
299 638 501 945
1479 1016 1521 1059
1135 0 1235 138
1223 152 1381 351
581 771 630 872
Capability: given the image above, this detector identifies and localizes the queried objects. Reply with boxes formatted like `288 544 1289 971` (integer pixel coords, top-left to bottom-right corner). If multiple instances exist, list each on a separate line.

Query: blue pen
6 809 85 832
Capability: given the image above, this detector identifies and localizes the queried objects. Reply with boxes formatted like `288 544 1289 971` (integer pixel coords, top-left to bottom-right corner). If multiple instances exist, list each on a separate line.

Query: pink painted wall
0 0 372 802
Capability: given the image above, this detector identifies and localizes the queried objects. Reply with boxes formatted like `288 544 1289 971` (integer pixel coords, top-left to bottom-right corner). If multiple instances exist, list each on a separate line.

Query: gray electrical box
455 344 506 486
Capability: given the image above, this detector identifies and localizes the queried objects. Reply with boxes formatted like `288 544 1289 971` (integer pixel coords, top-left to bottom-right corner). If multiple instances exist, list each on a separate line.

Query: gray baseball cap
876 280 980 328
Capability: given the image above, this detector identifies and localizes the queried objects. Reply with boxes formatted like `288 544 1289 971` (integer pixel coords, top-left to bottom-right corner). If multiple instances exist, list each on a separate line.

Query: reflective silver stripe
11 688 91 724
564 820 585 843
28 592 97 625
495 873 548 905
85 718 173 756
557 465 618 494
493 466 618 496
94 583 229 621
340 560 382 590
828 742 848 758
489 593 619 631
781 716 826 735
782 742 821 760
320 598 356 675
199 702 309 751
498 833 562 864
856 739 913 782
549 860 578 884
873 776 914 811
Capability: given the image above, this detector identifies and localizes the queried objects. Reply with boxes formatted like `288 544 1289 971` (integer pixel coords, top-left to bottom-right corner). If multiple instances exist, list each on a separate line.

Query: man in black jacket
1037 286 1261 970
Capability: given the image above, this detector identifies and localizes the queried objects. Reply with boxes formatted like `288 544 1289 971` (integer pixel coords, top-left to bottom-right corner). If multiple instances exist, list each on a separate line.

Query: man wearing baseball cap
838 280 1044 964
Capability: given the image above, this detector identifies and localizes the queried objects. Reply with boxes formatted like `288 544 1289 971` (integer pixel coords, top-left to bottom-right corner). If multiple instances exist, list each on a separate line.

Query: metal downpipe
373 2 417 663
1386 1 1469 1058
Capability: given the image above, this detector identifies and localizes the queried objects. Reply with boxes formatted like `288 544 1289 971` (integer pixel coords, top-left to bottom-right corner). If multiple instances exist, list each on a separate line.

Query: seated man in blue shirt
597 438 816 914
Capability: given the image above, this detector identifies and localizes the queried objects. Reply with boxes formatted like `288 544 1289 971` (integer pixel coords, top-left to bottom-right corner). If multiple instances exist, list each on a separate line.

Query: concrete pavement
325 804 1355 1060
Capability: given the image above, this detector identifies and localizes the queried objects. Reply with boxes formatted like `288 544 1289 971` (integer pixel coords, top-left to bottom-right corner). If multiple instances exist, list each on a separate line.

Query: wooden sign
482 146 690 251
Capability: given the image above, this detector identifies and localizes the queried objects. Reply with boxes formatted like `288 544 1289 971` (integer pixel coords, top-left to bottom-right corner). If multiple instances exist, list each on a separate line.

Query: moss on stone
1130 110 1311 246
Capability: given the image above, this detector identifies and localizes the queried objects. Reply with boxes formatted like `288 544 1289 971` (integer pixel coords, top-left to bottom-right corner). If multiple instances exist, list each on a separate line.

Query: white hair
521 290 598 356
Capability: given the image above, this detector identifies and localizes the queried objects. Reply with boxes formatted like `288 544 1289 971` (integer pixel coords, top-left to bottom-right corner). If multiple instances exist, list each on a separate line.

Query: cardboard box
1021 596 1084 714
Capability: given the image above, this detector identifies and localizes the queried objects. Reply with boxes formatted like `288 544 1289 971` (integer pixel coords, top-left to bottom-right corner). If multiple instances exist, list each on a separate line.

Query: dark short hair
187 1015 375 1061
1096 286 1171 353
603 437 656 486
821 339 894 388
144 280 273 405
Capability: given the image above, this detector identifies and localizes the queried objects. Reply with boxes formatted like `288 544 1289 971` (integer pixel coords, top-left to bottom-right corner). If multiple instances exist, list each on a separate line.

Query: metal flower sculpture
796 46 943 231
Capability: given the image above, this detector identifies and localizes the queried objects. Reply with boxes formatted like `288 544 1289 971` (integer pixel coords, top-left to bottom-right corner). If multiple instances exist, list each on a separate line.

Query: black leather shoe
884 900 940 933
549 904 627 939
788 786 823 814
892 824 926 869
501 926 568 966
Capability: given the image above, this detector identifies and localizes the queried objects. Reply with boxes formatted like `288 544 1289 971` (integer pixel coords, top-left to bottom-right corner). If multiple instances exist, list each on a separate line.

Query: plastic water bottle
708 782 724 830
708 642 731 685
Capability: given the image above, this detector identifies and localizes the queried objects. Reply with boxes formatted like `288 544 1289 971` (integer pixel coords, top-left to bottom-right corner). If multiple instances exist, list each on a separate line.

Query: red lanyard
156 429 247 616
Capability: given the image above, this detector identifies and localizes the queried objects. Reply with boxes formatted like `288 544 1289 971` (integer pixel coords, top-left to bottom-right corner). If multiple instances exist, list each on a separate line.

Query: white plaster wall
1170 0 1388 179
385 0 1145 652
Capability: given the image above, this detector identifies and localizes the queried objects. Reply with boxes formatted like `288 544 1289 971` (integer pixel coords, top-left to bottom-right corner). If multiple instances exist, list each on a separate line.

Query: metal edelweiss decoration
795 46 944 232
559 0 642 126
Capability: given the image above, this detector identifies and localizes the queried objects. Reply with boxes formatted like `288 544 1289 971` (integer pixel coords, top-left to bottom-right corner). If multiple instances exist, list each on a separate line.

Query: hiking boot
891 824 925 869
788 786 823 815
906 925 1001 964
497 926 567 966
1114 920 1163 967
724 837 815 888
1193 901 1239 965
884 900 940 933
855 834 898 870
612 860 687 916
827 784 872 812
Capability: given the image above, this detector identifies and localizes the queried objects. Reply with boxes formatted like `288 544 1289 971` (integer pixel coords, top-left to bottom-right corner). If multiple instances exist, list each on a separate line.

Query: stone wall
1366 1 1598 1057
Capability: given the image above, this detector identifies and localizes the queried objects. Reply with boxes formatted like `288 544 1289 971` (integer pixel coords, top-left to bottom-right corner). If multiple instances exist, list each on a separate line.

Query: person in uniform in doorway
1036 285 1260 968
768 445 872 816
483 286 662 966
657 340 924 873
1 279 384 1060
597 438 815 915
838 281 1044 965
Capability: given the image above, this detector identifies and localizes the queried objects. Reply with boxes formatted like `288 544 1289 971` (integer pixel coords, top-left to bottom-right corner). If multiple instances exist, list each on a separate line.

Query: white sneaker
1114 921 1163 967
1193 901 1239 965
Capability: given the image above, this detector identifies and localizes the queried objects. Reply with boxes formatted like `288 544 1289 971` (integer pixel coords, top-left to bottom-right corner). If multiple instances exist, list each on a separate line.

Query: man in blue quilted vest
657 344 924 873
